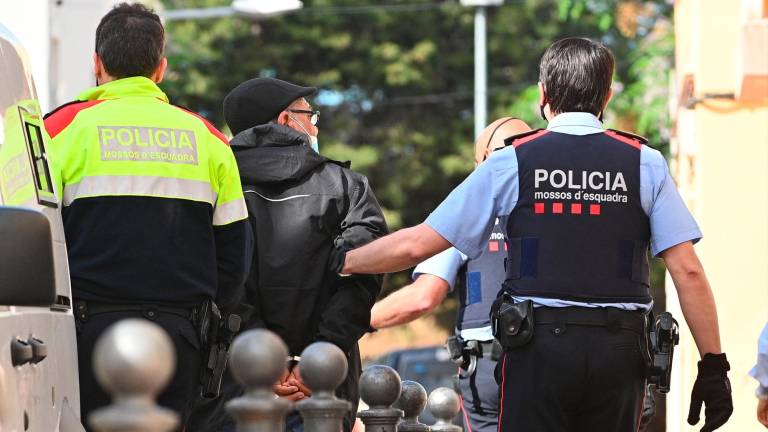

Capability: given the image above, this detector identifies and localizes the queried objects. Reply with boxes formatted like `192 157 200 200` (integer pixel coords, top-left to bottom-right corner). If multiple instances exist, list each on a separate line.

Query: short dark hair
95 2 164 79
539 37 614 115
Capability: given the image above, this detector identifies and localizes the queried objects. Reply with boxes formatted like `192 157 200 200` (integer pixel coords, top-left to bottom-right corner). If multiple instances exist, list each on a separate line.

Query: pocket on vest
617 240 650 285
507 237 539 280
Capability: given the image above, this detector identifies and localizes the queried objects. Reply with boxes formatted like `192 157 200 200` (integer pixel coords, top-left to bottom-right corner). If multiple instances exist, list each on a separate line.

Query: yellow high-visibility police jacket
44 76 251 308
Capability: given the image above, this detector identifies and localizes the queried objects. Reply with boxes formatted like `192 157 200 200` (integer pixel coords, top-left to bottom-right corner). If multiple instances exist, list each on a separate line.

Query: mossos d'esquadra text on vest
98 125 199 165
533 168 629 203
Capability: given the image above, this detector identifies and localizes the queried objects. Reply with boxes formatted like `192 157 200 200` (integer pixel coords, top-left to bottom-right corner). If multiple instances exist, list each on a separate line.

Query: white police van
0 23 84 431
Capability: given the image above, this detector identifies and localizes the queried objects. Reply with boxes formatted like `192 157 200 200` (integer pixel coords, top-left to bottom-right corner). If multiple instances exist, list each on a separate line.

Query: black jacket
231 124 387 424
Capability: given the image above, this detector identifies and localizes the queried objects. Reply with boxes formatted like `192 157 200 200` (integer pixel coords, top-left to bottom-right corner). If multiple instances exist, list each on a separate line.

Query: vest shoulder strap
605 129 648 146
502 128 547 149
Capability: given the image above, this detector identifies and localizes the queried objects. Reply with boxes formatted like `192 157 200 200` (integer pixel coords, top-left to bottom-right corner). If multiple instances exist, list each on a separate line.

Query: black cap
224 78 317 135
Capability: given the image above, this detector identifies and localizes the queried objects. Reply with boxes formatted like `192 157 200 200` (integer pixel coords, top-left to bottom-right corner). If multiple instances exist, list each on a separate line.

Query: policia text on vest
98 125 198 164
534 168 629 204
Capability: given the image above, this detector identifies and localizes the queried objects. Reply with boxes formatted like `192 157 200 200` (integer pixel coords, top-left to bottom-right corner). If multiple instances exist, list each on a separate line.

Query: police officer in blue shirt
370 117 531 432
333 37 733 431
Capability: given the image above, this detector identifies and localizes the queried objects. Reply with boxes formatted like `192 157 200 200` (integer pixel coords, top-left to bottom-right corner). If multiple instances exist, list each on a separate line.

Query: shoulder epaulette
605 128 648 147
43 99 104 139
502 128 548 149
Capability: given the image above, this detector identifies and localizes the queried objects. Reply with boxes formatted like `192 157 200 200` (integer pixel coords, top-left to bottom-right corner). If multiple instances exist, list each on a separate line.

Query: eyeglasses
288 109 320 126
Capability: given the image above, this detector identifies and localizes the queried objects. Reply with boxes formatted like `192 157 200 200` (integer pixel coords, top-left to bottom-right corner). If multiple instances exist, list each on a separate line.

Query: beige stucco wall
668 1 768 431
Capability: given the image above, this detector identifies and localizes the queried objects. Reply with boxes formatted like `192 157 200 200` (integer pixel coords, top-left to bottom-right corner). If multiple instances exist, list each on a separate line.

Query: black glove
687 353 733 432
327 246 348 275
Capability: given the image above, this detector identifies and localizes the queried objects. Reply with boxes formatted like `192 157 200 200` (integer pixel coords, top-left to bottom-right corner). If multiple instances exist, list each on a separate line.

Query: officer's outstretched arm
370 274 450 329
342 223 452 275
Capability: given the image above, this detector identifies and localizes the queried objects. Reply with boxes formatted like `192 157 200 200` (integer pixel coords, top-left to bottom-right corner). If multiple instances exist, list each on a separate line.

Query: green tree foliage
160 0 673 308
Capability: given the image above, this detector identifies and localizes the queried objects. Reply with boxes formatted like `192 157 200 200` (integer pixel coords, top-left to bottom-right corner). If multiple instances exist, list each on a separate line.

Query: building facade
669 1 768 430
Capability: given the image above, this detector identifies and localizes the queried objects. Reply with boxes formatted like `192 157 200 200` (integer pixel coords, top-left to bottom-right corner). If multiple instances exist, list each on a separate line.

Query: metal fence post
88 318 179 432
428 387 462 432
395 380 431 432
295 342 352 432
226 329 293 432
357 365 404 432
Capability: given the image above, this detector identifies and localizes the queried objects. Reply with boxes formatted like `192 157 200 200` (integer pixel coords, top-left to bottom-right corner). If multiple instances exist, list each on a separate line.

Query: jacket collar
232 124 350 185
77 76 169 102
231 123 310 149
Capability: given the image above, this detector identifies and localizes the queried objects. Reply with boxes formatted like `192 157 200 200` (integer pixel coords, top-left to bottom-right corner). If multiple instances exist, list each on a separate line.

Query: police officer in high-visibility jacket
332 37 733 431
369 117 530 432
43 4 251 428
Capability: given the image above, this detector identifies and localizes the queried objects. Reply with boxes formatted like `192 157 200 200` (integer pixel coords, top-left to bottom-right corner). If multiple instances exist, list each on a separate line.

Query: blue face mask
290 114 319 153
308 135 319 153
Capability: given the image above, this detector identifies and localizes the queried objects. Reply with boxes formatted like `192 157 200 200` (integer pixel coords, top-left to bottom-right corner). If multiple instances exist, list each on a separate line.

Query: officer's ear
481 147 492 162
276 110 291 126
93 53 106 85
602 88 614 112
151 58 168 84
538 81 551 120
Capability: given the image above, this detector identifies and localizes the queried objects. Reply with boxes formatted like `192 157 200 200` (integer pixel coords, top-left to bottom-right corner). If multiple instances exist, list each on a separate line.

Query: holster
645 311 679 394
194 298 242 399
491 293 534 350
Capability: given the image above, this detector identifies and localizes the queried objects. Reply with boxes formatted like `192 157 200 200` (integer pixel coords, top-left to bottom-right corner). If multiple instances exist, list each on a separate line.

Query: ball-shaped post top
394 380 428 418
359 365 402 408
428 387 461 421
229 329 288 389
299 342 348 394
93 318 175 398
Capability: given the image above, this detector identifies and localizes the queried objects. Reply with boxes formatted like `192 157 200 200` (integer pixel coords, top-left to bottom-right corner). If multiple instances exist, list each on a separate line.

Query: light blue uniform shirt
412 248 496 341
750 322 768 395
425 113 702 311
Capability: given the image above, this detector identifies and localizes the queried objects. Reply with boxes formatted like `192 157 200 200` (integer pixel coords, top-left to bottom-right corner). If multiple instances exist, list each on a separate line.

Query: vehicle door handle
29 337 47 364
11 338 33 366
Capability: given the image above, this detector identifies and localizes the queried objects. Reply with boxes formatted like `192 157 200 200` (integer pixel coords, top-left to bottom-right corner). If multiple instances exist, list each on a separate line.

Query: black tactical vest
503 129 652 303
456 216 508 331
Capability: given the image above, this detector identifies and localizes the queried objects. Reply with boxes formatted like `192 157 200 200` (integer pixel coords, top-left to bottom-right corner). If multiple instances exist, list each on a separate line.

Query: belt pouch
497 299 534 349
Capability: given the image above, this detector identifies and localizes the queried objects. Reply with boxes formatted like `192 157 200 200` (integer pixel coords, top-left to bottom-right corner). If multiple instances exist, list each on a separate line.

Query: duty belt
74 300 194 325
446 335 502 378
471 340 499 359
533 306 646 335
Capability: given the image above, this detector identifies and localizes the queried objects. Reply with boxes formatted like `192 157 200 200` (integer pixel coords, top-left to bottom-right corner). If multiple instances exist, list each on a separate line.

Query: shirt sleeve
750 322 768 389
425 147 519 259
212 139 248 226
641 147 702 256
412 247 468 291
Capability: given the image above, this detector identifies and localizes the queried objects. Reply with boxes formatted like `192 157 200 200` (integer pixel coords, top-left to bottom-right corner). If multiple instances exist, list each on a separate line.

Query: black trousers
77 310 202 431
498 314 646 431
